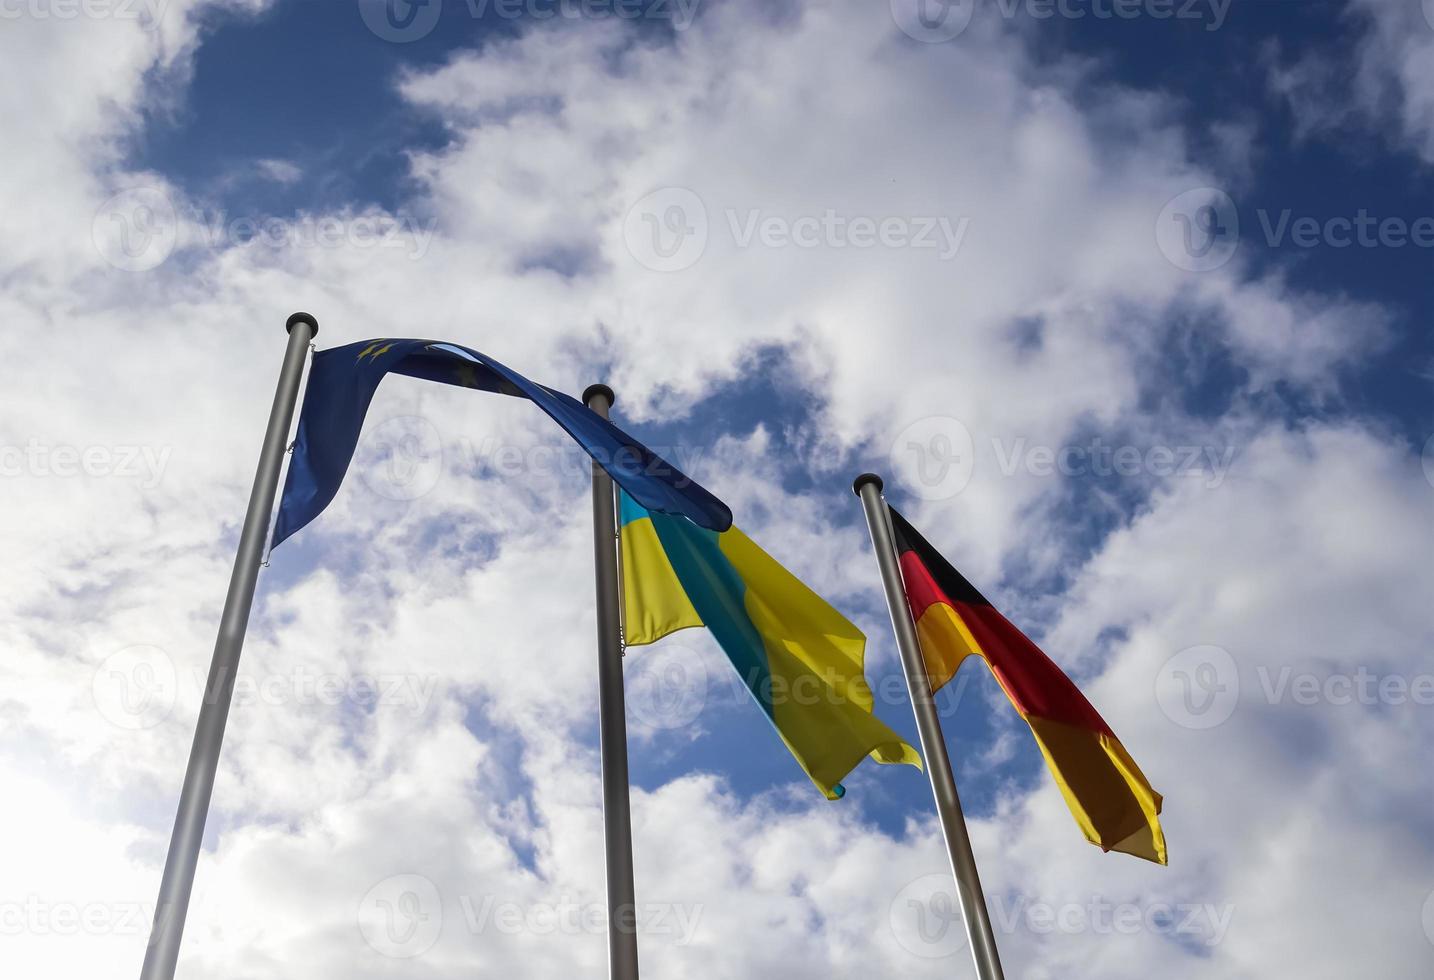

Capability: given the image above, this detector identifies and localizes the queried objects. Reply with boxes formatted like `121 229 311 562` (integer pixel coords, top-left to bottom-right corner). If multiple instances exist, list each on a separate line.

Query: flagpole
854 473 1006 980
583 383 641 980
138 313 317 980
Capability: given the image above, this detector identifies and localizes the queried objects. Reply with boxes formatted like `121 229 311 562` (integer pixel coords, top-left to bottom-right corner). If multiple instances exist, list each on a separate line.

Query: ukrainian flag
619 492 921 798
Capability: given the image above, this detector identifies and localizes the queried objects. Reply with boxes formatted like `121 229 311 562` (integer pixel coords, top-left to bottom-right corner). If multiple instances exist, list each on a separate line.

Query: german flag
888 506 1167 865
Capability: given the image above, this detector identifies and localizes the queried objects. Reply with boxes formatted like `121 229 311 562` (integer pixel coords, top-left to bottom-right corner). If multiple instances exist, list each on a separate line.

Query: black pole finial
853 472 884 496
583 383 616 408
286 312 319 336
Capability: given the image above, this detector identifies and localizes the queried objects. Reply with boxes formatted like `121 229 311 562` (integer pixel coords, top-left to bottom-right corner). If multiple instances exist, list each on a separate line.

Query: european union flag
271 339 732 547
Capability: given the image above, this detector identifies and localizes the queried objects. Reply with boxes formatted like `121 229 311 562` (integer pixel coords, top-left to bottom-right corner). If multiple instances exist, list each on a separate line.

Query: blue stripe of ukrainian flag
618 492 921 799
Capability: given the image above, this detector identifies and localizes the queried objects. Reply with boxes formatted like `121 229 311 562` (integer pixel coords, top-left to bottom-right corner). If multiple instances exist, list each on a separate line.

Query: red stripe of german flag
889 507 1167 865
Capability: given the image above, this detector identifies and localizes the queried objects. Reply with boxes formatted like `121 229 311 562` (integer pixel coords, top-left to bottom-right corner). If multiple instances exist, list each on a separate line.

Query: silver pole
583 384 640 980
139 313 317 980
854 473 1006 980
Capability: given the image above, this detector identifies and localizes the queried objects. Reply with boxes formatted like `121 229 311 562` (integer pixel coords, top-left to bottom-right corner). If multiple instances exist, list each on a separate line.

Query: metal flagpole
139 313 318 980
854 473 1007 980
583 383 641 980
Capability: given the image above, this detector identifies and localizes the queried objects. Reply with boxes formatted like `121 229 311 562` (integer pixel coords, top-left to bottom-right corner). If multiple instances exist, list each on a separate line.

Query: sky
2 0 1433 976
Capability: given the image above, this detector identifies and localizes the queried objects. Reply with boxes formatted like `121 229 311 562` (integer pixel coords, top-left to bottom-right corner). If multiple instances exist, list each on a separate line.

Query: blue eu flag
271 339 732 548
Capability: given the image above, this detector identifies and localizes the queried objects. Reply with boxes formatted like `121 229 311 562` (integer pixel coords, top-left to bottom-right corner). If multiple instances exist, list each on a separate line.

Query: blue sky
4 0 1434 977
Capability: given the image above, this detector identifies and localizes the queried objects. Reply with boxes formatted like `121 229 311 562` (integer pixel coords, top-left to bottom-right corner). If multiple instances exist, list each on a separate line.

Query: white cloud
255 158 303 185
1351 0 1434 156
1305 0 1434 164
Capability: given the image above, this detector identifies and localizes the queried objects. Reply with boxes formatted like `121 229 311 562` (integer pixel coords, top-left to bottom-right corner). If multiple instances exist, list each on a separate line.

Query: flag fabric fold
887 506 1167 864
620 491 922 799
271 339 732 547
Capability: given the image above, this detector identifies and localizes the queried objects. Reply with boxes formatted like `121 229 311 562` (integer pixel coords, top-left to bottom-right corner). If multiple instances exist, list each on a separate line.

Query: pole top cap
286 312 319 337
853 472 884 496
582 383 616 408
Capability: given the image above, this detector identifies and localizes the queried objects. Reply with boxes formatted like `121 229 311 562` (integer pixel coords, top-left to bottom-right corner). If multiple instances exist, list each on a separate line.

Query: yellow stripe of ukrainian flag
620 508 703 646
